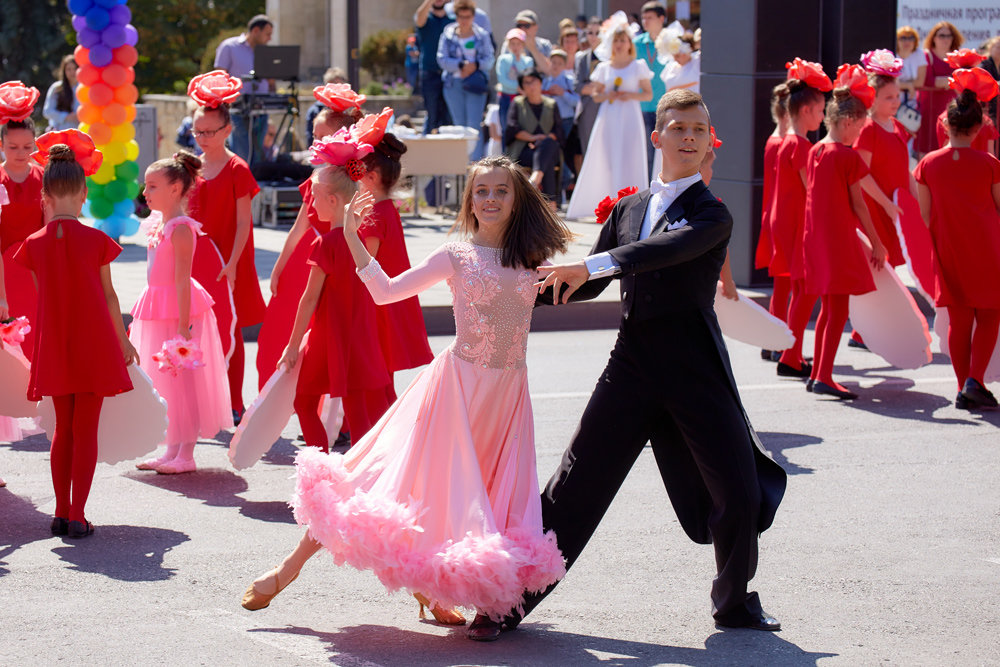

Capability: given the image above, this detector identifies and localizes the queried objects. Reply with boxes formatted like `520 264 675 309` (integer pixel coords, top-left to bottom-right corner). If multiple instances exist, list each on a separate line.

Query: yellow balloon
79 122 91 134
111 123 135 144
102 141 128 166
125 139 140 162
91 159 115 185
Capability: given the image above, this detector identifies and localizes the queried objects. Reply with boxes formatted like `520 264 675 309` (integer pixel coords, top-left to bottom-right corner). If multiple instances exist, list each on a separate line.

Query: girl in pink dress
131 152 233 474
241 156 572 640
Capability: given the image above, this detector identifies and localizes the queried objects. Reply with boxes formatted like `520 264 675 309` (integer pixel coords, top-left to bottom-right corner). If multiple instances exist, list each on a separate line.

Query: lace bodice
358 241 538 370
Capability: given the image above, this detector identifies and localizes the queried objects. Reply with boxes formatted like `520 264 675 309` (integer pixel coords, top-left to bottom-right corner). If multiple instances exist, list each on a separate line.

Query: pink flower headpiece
313 83 366 112
309 127 374 181
32 129 104 176
948 67 999 102
0 81 41 124
187 70 243 108
710 126 722 148
349 106 394 147
595 186 638 225
860 49 903 77
785 57 833 92
945 48 986 70
835 63 876 109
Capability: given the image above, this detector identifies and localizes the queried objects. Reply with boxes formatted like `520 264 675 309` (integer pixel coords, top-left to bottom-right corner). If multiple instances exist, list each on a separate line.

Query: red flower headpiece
349 106 394 147
834 63 876 109
785 57 833 92
187 70 243 108
948 67 999 102
309 127 374 181
594 186 638 225
710 126 722 148
945 48 986 70
859 49 903 77
0 81 41 124
31 129 104 176
313 83 366 112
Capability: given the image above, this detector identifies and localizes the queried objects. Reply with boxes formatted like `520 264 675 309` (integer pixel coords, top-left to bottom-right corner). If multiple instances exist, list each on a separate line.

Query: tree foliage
360 29 409 83
0 0 74 113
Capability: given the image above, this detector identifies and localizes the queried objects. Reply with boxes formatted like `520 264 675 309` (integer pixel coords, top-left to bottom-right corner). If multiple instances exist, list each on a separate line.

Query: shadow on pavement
6 432 51 453
250 622 836 666
0 488 58 577
51 524 189 581
756 432 823 475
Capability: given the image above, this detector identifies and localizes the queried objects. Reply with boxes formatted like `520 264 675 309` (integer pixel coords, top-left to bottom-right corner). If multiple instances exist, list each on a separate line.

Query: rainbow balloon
68 0 141 238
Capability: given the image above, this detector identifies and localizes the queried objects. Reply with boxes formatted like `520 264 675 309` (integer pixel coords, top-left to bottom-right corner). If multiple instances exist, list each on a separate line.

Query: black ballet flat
955 392 971 410
466 614 502 641
961 379 999 409
50 517 69 536
812 381 857 400
847 338 869 350
805 379 814 392
232 409 244 427
760 349 774 361
67 520 94 539
776 361 812 378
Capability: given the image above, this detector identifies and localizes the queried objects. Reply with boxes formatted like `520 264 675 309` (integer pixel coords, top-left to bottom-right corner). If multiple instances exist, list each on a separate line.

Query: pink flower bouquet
152 336 205 377
0 316 31 346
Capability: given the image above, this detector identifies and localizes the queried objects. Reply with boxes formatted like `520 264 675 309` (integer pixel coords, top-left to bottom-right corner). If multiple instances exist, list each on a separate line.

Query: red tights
947 305 1000 390
294 385 393 452
779 279 817 369
51 393 104 523
812 294 851 388
228 332 246 414
769 275 791 323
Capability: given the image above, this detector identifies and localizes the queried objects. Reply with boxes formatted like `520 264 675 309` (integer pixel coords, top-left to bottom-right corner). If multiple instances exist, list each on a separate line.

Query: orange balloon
113 84 138 106
76 86 91 106
78 103 103 125
102 103 127 126
89 83 113 107
78 65 101 87
89 122 113 146
102 65 129 88
112 45 138 68
74 46 90 68
124 106 136 123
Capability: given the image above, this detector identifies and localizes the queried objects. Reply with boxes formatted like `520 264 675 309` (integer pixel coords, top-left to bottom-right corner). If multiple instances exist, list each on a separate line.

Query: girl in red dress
915 79 1000 410
279 131 390 453
771 60 830 378
801 72 894 399
757 82 791 361
1 83 43 360
185 72 266 423
14 133 138 537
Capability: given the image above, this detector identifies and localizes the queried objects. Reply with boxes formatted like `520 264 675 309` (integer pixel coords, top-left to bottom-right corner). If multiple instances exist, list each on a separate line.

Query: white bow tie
649 180 677 199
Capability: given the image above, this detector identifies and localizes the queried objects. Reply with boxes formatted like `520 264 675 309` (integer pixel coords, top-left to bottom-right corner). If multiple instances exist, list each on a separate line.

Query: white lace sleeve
356 244 456 305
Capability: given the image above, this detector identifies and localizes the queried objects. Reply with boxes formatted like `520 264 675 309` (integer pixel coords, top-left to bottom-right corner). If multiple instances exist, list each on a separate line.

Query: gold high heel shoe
414 593 466 625
241 567 299 611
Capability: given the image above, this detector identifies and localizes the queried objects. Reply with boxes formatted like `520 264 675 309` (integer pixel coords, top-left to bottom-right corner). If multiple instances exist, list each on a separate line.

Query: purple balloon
85 6 110 31
124 24 138 47
101 24 127 48
71 15 88 32
78 27 101 49
108 4 130 25
89 43 113 67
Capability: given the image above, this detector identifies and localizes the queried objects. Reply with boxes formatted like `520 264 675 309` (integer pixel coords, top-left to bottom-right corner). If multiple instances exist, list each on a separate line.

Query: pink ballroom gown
292 241 566 619
129 215 233 445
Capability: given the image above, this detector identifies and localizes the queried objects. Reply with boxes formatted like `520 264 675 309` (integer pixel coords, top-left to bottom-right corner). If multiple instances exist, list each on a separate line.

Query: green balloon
125 180 140 199
90 195 114 219
87 182 106 200
104 179 129 203
115 160 140 181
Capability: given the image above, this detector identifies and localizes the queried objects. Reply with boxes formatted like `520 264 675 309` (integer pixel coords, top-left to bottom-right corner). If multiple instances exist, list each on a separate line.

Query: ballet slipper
155 458 197 475
136 456 173 471
242 567 299 610
414 593 466 625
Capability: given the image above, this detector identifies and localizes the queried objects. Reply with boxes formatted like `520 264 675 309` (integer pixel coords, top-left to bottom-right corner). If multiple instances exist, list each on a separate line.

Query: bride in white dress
565 11 653 219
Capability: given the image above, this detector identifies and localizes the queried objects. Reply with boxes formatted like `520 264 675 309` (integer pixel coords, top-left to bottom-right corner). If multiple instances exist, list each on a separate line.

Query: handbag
462 68 488 94
896 98 921 134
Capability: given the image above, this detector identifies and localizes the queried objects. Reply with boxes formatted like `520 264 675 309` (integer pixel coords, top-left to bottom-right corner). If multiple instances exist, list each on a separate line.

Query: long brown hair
56 55 76 113
452 156 573 270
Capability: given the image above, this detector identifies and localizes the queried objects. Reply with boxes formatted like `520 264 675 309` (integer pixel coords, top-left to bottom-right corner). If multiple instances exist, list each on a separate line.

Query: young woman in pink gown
241 156 572 640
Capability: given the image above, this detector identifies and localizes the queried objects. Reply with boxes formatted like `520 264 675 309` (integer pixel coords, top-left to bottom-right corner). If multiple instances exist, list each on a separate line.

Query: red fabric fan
187 70 243 108
948 67 999 102
834 63 876 108
0 81 41 124
594 186 638 224
31 129 104 176
710 126 722 148
313 83 366 112
785 58 833 92
350 107 394 147
945 48 986 70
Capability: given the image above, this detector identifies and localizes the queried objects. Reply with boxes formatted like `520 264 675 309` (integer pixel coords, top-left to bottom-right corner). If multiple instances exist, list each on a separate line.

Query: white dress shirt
584 172 704 278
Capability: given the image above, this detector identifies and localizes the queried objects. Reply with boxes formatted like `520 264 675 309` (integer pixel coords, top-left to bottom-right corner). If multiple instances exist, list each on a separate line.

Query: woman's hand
269 269 281 297
177 323 192 340
870 241 888 270
278 343 298 370
122 340 140 366
343 191 376 239
217 261 237 284
0 297 9 320
720 277 739 301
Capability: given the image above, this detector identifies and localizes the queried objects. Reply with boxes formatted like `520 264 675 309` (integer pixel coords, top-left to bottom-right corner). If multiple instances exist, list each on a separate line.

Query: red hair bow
945 48 986 70
785 58 833 92
31 129 104 177
594 186 638 225
349 107 394 147
710 126 722 148
0 81 41 124
948 67 999 102
313 83 366 112
187 70 243 108
834 63 875 109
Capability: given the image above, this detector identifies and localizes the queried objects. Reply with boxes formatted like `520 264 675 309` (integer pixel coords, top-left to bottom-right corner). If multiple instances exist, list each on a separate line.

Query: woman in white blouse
42 55 80 132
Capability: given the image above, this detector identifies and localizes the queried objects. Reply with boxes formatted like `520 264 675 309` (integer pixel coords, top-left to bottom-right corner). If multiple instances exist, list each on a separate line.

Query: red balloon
78 103 103 125
102 103 127 126
113 84 138 106
74 46 90 68
101 65 129 88
89 122 113 146
77 65 101 87
89 83 113 107
112 45 138 68
77 86 91 106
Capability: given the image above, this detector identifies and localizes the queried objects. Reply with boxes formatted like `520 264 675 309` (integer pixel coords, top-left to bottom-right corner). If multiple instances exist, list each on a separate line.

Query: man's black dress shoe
961 378 999 409
812 381 857 400
466 614 502 641
715 612 781 632
776 361 811 378
51 517 69 536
